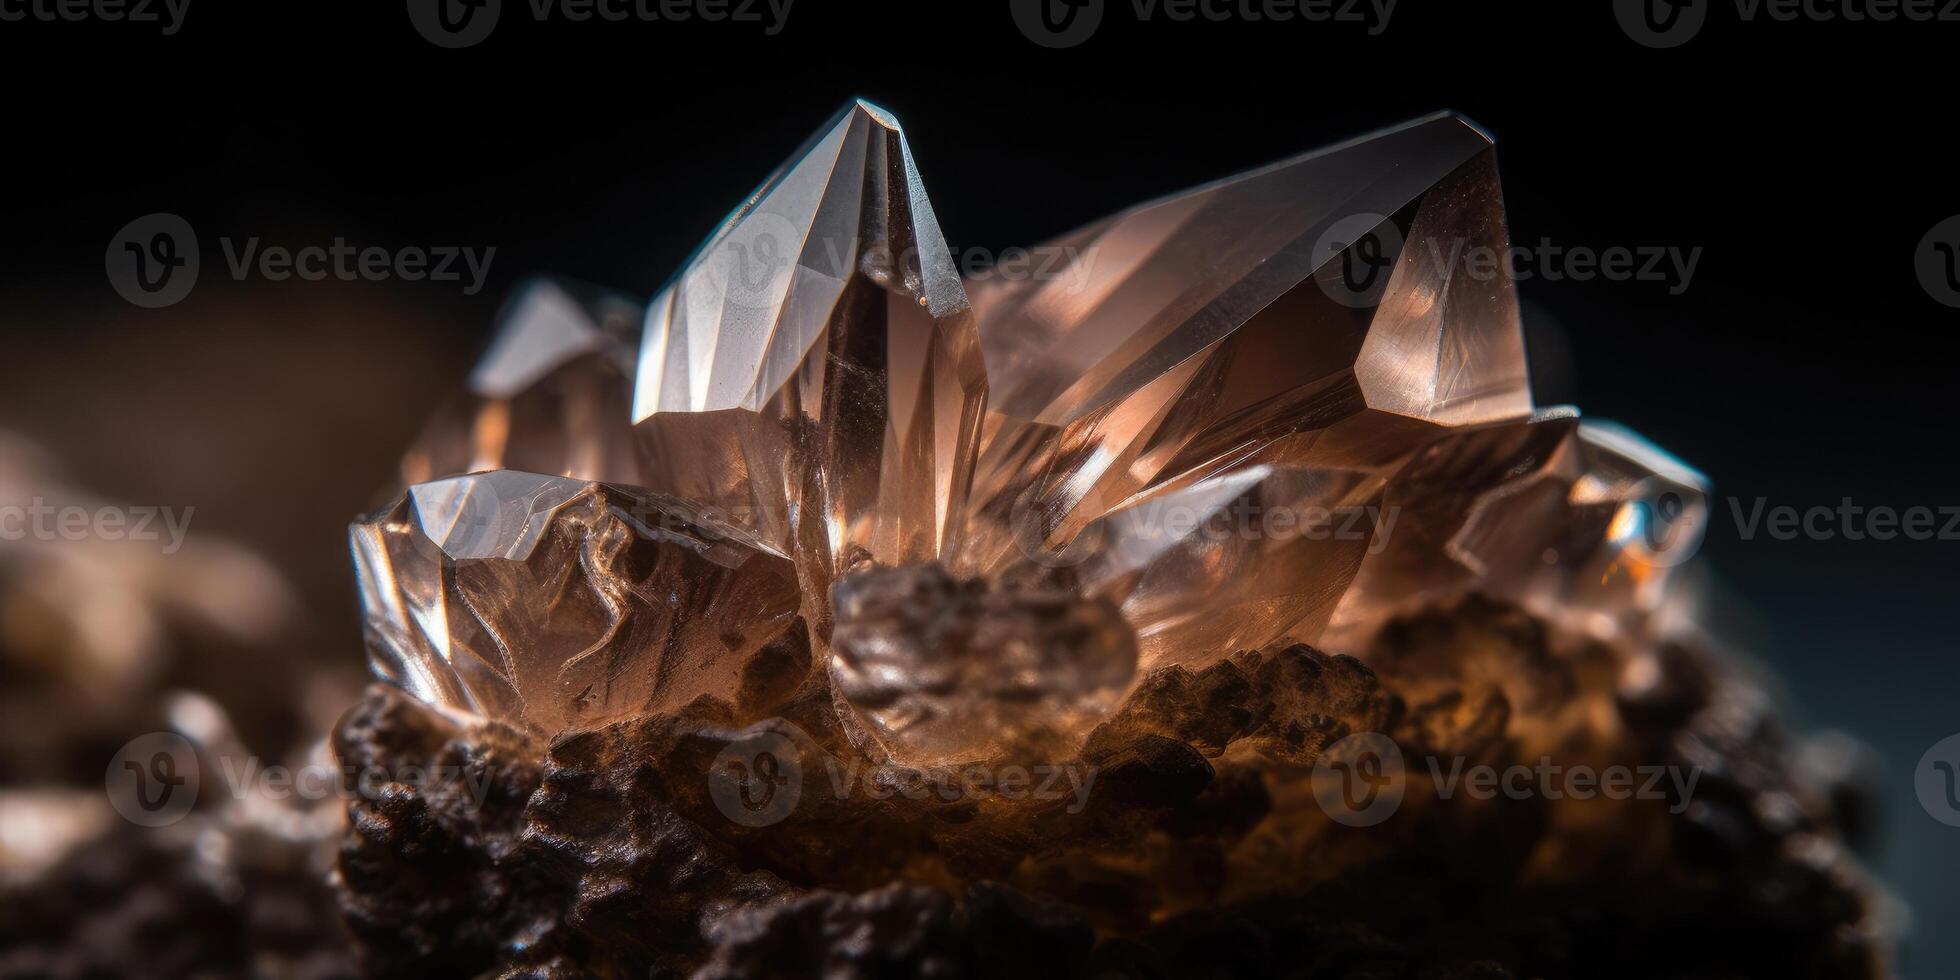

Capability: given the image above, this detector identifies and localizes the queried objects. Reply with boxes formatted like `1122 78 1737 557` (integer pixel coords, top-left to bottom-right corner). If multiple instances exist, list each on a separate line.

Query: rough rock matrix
325 101 1897 978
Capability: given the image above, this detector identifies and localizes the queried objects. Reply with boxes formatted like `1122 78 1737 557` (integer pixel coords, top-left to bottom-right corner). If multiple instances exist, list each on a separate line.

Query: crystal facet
402 278 645 486
958 113 1532 666
1447 419 1709 637
1051 455 1385 671
352 470 800 732
632 101 987 618
1320 409 1580 649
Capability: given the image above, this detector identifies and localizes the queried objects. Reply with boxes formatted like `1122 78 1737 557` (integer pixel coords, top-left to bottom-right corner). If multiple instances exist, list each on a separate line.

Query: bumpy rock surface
326 593 1893 979
0 822 352 980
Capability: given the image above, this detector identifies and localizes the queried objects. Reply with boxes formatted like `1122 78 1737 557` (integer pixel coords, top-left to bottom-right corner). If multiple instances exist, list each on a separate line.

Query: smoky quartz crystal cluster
339 103 1895 978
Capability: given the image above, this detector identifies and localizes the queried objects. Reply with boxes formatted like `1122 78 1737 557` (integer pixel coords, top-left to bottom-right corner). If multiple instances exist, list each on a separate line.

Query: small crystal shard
829 563 1136 763
351 470 801 732
1448 419 1709 636
632 101 987 616
402 278 646 486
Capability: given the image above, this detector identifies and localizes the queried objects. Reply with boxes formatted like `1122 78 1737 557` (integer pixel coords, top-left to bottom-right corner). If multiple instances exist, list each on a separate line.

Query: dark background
1 1 1953 973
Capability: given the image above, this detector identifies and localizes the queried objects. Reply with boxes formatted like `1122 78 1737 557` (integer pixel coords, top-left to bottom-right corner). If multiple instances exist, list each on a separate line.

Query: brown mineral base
325 589 1889 979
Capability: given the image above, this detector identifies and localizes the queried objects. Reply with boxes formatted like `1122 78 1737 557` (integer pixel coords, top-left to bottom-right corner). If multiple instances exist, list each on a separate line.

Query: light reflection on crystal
352 471 800 732
631 100 987 622
959 112 1533 584
1447 419 1709 637
402 277 645 486
1057 458 1385 671
1319 409 1579 651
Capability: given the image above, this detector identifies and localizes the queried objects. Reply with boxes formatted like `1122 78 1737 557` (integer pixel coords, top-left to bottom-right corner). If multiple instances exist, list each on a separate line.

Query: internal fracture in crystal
353 470 799 732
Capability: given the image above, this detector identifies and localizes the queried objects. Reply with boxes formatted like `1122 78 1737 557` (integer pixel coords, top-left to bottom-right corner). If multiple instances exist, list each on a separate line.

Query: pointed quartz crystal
351 470 801 733
632 101 987 619
402 278 646 486
960 113 1534 612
